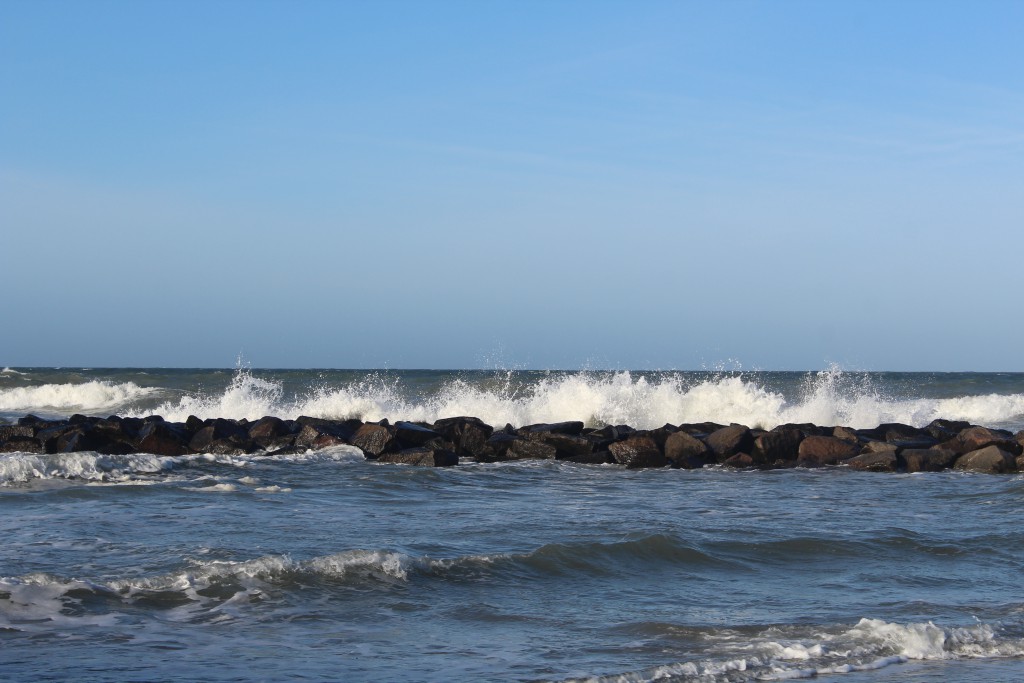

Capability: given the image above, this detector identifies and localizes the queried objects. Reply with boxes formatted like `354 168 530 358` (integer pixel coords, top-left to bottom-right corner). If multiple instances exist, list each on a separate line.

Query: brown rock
664 431 711 468
705 425 754 462
860 441 898 455
350 423 394 457
608 435 667 469
901 448 958 473
797 435 859 467
723 453 754 468
843 451 897 472
954 426 1021 455
506 438 557 460
954 445 1016 474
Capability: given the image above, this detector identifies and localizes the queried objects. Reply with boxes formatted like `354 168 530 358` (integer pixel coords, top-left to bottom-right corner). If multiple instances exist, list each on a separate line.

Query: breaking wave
0 381 156 416
0 445 364 486
136 367 1024 431
567 618 1024 682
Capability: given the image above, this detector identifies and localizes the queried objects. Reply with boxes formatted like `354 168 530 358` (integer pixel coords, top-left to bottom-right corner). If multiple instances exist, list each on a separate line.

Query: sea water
2 367 1024 681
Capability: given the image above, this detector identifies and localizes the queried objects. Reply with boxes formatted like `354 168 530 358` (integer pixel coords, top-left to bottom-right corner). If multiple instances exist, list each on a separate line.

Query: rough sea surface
3 367 1024 681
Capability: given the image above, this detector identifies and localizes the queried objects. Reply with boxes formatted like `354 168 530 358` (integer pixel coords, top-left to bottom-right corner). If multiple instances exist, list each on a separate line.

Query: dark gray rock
517 421 586 437
432 416 495 460
0 436 43 453
752 428 804 465
925 419 971 443
900 448 958 473
136 421 190 456
506 438 558 460
395 421 443 447
248 416 295 448
377 447 458 467
190 419 248 452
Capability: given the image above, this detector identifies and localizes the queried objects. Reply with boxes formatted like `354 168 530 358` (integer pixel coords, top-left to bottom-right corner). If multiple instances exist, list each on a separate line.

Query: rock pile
2 414 1023 473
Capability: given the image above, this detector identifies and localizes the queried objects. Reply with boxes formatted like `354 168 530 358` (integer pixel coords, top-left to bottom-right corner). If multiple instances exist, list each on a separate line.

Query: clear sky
2 0 1022 370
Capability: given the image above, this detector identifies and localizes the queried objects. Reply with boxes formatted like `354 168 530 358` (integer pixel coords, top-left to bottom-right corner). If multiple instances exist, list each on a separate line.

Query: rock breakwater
3 413 1024 473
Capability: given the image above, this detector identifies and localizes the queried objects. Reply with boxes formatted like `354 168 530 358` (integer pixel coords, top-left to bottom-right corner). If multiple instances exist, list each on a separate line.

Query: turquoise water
2 368 1024 681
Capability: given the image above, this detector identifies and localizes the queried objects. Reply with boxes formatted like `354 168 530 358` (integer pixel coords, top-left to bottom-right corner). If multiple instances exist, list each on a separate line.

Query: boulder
752 428 804 465
859 441 898 455
677 422 725 436
505 438 558 460
954 445 1016 474
517 421 585 437
705 425 754 462
531 432 594 459
843 451 897 472
664 431 712 468
190 419 249 452
832 426 859 443
901 448 958 473
136 421 190 456
395 421 443 447
608 435 667 469
723 453 754 468
349 423 394 457
797 436 859 467
880 423 927 443
432 417 495 460
925 419 971 443
377 448 458 467
952 426 1021 455
248 416 296 449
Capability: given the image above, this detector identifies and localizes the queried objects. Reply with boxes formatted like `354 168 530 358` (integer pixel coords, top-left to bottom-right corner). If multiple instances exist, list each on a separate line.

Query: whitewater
2 366 1024 431
3 367 1024 681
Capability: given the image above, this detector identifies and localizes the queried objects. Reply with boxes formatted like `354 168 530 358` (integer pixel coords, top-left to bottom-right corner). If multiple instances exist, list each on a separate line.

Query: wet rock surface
2 413 1022 473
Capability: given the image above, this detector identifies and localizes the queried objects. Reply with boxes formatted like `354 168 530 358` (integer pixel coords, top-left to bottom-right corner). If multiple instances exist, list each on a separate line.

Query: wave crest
0 381 155 415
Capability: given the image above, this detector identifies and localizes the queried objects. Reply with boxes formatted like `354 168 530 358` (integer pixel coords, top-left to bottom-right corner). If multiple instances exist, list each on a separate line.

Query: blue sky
2 0 1022 370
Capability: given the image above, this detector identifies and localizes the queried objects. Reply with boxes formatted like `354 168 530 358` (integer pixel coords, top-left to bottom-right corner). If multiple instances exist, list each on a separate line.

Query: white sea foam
134 367 1024 431
0 380 155 415
0 574 116 631
566 618 1024 682
0 444 364 486
1 367 27 375
0 451 179 485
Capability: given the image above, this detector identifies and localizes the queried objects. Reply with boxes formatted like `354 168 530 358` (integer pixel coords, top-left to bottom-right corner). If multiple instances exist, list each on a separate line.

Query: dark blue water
2 368 1024 681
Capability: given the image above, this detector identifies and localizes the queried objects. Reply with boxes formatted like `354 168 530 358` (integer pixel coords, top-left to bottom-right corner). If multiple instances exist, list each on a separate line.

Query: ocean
3 367 1024 681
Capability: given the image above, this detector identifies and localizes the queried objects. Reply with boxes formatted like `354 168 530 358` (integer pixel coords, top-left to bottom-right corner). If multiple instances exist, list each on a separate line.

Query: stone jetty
2 414 1023 473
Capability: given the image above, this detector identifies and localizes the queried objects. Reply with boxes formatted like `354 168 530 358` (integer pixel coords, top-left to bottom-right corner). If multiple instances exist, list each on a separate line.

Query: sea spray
125 367 1024 431
3 367 1023 430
